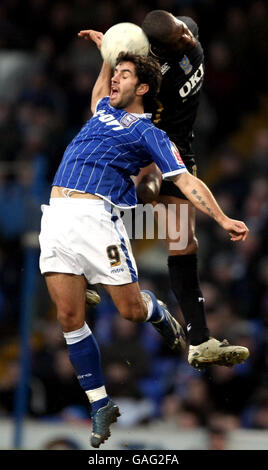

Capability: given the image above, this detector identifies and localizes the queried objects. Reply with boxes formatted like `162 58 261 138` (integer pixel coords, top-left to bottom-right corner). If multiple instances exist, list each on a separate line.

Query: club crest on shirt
179 55 193 75
120 113 138 128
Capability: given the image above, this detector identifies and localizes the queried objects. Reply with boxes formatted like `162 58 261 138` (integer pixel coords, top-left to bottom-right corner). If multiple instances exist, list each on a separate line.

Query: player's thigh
155 194 196 238
103 282 146 322
45 272 87 316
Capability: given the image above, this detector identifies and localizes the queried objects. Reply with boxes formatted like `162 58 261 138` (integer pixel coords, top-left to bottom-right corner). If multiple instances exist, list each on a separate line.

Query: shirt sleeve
95 96 109 113
143 127 187 179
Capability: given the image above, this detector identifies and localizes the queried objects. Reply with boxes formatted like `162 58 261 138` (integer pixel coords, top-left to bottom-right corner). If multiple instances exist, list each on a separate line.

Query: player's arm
173 171 249 242
91 61 113 113
78 29 113 113
141 131 248 241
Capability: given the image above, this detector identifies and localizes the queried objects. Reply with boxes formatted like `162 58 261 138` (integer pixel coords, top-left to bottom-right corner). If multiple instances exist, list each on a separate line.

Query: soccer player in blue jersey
39 36 249 447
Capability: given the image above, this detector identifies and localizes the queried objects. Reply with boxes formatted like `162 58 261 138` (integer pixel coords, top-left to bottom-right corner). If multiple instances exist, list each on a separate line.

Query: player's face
150 20 194 59
150 33 182 59
110 61 139 109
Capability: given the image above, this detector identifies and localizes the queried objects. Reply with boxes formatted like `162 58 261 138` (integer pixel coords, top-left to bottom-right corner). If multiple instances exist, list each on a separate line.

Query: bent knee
186 236 199 253
56 303 84 331
169 235 199 256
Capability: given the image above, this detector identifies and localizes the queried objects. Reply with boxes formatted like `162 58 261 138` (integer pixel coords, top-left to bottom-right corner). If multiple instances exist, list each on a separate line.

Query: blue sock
90 396 110 414
67 335 105 390
141 289 166 323
64 325 109 413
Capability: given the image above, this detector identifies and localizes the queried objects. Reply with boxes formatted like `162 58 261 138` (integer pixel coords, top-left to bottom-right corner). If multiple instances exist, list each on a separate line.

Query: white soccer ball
100 22 149 67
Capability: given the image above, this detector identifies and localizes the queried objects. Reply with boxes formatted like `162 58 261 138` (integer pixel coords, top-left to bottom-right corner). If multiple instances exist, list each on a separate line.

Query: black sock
168 254 210 346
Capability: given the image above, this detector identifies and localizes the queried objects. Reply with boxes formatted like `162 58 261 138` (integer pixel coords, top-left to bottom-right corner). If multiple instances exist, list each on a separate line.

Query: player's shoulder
141 120 169 141
190 39 204 60
120 112 141 128
95 96 110 111
120 112 152 130
175 39 203 74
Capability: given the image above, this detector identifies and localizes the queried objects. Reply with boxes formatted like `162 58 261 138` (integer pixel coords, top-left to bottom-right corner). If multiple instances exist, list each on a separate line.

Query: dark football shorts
160 162 197 200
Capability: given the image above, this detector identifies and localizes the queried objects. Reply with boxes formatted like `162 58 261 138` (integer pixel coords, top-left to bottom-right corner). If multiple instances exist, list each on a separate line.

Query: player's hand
221 218 249 242
78 30 103 49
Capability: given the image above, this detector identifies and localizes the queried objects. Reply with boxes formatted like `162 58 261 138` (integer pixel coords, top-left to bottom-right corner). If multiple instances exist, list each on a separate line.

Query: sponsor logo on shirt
179 63 204 98
95 109 124 130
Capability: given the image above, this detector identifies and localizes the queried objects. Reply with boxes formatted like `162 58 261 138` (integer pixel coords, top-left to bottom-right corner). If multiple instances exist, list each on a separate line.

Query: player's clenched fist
221 218 249 242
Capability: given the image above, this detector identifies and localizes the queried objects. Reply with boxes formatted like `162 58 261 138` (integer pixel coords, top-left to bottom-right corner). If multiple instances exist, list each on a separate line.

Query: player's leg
156 191 249 369
45 272 87 331
156 193 210 347
45 273 112 405
44 272 120 447
103 282 186 352
40 198 124 448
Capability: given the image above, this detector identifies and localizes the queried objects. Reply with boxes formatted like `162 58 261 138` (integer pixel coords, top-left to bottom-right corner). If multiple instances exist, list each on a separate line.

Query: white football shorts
39 198 138 285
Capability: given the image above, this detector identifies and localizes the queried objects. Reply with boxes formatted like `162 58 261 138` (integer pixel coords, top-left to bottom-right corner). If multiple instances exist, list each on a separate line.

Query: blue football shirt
53 97 186 208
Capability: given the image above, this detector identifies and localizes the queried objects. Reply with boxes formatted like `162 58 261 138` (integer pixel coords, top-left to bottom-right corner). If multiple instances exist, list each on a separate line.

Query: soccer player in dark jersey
79 15 250 371
135 10 210 367
137 10 243 368
40 40 249 446
138 10 235 368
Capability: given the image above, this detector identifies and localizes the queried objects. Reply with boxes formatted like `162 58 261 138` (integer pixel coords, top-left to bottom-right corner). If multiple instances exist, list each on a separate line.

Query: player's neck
124 102 145 114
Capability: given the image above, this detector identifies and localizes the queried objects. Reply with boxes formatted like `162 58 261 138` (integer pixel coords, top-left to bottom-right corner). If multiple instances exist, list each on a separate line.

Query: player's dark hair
142 10 176 44
115 52 162 107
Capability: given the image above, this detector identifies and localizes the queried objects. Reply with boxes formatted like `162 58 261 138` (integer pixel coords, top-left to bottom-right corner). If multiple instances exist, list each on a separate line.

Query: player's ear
136 83 149 96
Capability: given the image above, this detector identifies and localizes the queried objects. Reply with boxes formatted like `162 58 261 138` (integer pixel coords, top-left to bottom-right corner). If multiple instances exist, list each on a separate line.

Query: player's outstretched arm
78 29 113 113
91 61 113 113
174 172 249 242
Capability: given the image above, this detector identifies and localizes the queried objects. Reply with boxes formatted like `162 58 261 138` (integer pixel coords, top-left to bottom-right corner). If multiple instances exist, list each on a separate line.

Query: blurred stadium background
0 0 267 450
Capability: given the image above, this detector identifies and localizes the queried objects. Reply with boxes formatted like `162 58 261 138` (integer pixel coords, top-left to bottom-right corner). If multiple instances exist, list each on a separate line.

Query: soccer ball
100 22 149 67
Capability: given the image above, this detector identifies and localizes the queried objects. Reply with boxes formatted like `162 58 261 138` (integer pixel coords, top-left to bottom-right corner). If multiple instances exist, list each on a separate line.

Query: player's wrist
216 213 230 228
